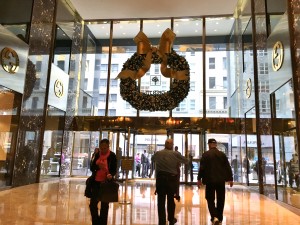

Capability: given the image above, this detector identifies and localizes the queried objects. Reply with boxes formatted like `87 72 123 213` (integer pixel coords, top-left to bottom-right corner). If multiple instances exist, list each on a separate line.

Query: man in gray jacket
152 139 189 225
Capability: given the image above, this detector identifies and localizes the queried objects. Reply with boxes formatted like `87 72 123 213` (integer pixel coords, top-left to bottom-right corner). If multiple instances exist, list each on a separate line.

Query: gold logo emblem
54 79 64 98
1 47 19 74
272 41 284 71
246 78 252 98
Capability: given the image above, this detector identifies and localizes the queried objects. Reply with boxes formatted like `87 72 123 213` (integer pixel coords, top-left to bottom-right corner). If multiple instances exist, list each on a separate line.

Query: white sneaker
212 217 219 225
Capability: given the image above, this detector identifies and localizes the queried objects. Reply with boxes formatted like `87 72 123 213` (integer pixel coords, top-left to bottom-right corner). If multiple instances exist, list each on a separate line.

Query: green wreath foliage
119 50 190 111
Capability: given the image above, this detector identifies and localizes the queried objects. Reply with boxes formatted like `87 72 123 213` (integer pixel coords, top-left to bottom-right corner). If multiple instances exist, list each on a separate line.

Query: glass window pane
110 20 140 116
172 18 203 118
205 17 234 117
87 22 111 116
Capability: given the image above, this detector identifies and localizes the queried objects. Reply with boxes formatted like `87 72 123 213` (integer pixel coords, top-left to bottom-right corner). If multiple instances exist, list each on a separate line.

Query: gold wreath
117 28 188 80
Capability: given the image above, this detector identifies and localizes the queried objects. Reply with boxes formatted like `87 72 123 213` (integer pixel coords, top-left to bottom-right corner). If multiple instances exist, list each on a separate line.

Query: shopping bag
84 176 94 198
98 180 119 202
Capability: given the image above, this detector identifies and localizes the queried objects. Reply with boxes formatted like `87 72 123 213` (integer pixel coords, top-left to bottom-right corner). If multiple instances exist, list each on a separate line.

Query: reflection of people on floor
140 183 147 198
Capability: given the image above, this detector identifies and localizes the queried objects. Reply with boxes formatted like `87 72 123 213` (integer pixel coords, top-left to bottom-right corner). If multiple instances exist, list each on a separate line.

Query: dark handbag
98 180 119 202
84 176 94 198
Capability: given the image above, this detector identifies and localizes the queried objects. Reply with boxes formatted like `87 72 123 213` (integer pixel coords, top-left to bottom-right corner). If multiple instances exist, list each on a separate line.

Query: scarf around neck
95 150 111 182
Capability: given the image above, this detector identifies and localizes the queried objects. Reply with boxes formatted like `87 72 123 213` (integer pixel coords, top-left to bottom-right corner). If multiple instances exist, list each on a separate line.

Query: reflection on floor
0 178 299 225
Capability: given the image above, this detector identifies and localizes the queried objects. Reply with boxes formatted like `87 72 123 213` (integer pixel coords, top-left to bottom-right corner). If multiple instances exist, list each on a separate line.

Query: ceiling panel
69 0 238 20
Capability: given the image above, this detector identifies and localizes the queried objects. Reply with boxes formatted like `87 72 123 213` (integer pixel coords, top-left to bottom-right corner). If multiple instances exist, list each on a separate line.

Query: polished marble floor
0 178 299 225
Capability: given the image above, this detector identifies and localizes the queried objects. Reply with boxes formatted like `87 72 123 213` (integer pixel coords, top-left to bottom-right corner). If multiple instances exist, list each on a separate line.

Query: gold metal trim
246 78 252 98
0 47 20 74
54 79 64 98
272 41 284 71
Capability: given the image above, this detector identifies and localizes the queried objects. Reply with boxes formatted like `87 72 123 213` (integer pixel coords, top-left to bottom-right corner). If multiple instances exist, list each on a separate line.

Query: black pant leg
157 192 167 225
89 182 101 225
216 182 226 221
89 196 100 225
205 183 218 220
99 202 109 225
166 190 176 222
156 175 167 225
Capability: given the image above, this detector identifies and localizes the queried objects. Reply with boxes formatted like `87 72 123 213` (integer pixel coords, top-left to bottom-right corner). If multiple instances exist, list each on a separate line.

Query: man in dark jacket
197 139 233 225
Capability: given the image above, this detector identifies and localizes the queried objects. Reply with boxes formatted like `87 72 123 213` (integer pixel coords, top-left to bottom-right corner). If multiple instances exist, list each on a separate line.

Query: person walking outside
89 139 117 225
152 139 189 225
135 153 141 177
141 149 149 178
231 155 239 181
197 138 233 225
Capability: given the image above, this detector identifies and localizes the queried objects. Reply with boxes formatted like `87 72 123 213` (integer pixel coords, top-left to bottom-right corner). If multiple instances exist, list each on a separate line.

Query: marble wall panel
13 0 56 187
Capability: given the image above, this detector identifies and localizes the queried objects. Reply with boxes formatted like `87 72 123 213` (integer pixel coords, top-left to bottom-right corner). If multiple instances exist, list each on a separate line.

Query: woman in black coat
89 139 117 225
